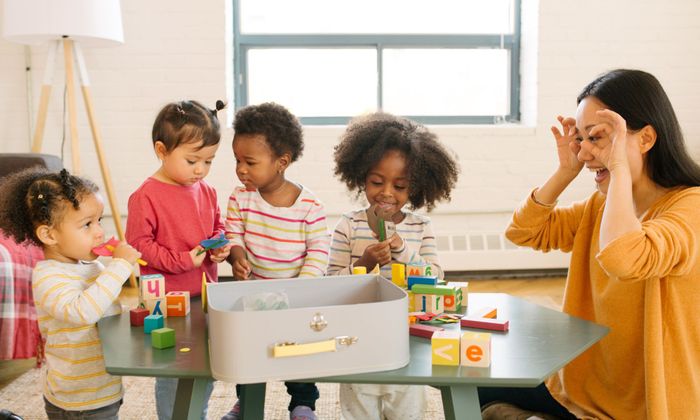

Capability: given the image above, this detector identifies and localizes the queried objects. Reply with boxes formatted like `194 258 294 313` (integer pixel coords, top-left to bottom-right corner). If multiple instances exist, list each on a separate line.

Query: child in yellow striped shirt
0 168 140 419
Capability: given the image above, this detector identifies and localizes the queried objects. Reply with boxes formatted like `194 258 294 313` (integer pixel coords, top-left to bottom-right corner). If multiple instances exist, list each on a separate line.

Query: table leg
438 384 482 420
172 378 209 420
239 382 266 420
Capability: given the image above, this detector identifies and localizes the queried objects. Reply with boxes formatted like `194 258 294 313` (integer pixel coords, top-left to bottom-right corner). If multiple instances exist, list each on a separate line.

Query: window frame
232 0 521 125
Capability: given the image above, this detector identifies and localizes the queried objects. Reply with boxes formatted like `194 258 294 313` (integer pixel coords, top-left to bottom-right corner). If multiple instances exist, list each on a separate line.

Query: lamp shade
2 0 123 46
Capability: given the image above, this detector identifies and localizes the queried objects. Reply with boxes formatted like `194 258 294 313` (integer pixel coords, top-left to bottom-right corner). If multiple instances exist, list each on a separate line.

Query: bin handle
272 336 358 358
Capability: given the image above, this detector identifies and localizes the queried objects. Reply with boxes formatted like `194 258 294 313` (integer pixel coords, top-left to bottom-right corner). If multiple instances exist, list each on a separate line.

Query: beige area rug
0 368 447 419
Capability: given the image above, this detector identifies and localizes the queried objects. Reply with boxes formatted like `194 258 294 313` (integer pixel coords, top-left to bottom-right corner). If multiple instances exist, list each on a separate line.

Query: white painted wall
2 0 700 273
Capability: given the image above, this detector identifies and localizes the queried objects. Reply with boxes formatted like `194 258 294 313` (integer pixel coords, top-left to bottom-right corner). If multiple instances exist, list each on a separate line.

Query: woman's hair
0 168 98 245
578 69 700 187
152 99 226 152
334 112 459 211
233 102 304 162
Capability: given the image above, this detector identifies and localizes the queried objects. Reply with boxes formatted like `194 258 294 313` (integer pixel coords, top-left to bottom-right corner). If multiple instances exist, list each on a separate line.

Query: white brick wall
2 0 700 272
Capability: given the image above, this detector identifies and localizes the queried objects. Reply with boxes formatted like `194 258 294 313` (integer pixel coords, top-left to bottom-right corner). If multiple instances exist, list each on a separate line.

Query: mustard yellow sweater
506 187 700 420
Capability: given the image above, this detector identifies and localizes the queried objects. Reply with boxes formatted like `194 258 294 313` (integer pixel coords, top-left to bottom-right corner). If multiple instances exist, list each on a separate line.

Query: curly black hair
233 102 304 162
334 112 459 211
152 99 226 151
0 168 98 246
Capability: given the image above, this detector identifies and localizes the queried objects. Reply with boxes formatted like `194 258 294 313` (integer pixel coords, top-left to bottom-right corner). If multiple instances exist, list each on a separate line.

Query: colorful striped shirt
328 209 444 280
225 185 330 279
32 258 132 411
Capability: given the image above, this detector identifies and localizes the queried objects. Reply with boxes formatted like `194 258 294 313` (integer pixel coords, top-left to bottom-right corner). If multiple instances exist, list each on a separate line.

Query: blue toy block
144 314 164 334
407 275 439 290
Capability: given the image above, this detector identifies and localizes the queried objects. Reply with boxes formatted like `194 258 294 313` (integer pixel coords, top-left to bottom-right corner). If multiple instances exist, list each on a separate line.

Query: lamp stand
32 38 137 288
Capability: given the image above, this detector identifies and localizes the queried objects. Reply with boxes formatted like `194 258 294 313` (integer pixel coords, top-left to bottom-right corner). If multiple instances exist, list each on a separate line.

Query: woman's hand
551 115 584 176
584 109 630 173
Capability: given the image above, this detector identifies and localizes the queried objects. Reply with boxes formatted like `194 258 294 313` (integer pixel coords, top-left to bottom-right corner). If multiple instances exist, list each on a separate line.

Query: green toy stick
378 217 386 241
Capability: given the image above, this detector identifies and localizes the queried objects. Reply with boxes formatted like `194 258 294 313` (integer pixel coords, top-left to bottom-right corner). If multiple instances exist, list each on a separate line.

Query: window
233 0 521 124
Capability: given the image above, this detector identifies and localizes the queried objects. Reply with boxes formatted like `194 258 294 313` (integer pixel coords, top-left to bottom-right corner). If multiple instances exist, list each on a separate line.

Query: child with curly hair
0 168 141 419
126 99 229 419
330 112 459 420
222 102 330 420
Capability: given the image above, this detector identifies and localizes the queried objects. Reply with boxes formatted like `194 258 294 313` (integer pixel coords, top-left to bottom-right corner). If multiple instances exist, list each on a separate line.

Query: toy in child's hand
366 204 396 241
92 237 147 266
196 232 229 256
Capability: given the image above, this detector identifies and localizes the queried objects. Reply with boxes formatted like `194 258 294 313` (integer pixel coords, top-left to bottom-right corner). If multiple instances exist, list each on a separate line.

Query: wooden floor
0 276 566 391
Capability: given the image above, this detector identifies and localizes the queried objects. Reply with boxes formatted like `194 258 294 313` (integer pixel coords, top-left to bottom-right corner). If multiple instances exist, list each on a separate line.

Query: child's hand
210 244 232 264
111 242 142 265
232 258 251 280
357 240 392 269
189 246 207 268
388 232 404 251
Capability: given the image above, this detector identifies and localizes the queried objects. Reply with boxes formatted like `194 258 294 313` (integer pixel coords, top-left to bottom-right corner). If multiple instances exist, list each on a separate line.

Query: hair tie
176 105 186 115
210 100 226 116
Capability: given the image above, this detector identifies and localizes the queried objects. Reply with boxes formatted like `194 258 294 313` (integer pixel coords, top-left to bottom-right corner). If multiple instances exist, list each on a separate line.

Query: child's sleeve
391 217 445 279
211 188 226 237
299 200 330 277
126 192 195 274
32 260 132 325
328 214 353 276
224 190 246 249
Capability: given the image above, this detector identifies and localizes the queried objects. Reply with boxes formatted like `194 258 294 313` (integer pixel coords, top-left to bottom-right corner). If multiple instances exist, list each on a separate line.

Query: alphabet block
391 263 406 288
407 275 438 290
140 274 165 301
460 331 491 367
414 293 444 314
144 314 164 334
166 291 190 317
411 284 461 312
407 290 414 312
129 307 150 327
431 330 460 366
406 263 433 277
151 327 175 349
447 281 469 310
145 297 168 318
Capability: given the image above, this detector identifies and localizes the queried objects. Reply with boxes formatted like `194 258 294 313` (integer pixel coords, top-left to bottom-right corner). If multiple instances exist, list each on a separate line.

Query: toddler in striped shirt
223 102 330 420
330 112 460 420
0 168 141 419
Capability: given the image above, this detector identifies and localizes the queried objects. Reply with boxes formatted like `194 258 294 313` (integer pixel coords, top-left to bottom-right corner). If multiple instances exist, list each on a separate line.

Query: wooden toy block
431 330 460 366
144 314 164 334
409 323 444 339
414 293 444 314
408 315 417 325
129 306 150 327
151 327 175 349
447 281 469 310
460 317 509 332
411 284 461 311
391 263 406 288
145 297 168 318
407 291 414 312
140 274 165 301
460 331 491 367
406 263 433 277
352 266 367 275
469 306 497 319
407 275 438 290
166 291 190 317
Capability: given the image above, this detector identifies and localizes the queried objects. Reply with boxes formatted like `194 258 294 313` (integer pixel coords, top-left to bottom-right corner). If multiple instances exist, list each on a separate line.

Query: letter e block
460 331 491 367
431 330 460 366
141 274 165 300
166 291 190 317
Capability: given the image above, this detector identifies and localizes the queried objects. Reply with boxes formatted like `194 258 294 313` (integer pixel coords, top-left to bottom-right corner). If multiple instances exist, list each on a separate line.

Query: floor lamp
3 0 137 287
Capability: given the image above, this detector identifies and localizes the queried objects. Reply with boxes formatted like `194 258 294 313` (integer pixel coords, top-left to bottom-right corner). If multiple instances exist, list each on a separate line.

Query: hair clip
37 194 44 200
176 105 186 115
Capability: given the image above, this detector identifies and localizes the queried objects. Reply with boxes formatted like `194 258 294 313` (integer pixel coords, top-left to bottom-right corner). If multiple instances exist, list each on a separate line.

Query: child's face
364 149 409 219
44 193 106 263
233 134 285 191
155 140 219 186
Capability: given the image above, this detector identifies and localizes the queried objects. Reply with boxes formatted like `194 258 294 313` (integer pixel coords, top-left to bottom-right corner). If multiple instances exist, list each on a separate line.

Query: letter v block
146 297 168 318
431 330 460 366
166 291 190 317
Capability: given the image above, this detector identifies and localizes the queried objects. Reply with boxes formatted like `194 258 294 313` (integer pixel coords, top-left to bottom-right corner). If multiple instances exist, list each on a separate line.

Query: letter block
411 284 460 312
406 263 433 277
431 330 460 366
151 327 175 349
414 293 444 314
407 275 438 290
129 306 150 327
144 314 164 334
460 331 491 367
140 274 165 301
391 263 406 288
406 290 414 312
166 291 190 317
447 281 469 310
145 297 168 318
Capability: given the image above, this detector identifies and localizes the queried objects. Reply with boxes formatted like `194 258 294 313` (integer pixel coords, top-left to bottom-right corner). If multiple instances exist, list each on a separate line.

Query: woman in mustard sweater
481 69 700 419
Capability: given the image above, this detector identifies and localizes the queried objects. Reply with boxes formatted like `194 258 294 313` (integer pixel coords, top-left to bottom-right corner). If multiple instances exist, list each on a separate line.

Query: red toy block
130 307 150 326
460 317 509 332
409 324 445 339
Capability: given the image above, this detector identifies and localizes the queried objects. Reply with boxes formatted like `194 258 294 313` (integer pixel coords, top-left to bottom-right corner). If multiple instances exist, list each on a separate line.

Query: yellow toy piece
201 272 208 313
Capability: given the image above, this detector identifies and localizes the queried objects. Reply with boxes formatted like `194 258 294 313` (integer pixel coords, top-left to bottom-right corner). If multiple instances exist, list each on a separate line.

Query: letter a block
144 314 164 334
406 263 433 277
140 274 165 301
460 331 491 367
431 330 460 366
166 291 190 317
146 297 168 318
151 327 175 349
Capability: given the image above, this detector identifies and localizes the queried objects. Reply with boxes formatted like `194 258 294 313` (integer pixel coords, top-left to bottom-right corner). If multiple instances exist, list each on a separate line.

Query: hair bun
215 100 226 112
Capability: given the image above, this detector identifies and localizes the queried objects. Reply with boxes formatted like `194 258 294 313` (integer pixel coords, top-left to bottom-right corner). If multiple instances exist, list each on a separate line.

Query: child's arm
327 215 353 276
228 245 251 279
224 191 251 279
32 259 134 325
298 202 330 278
389 219 445 279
